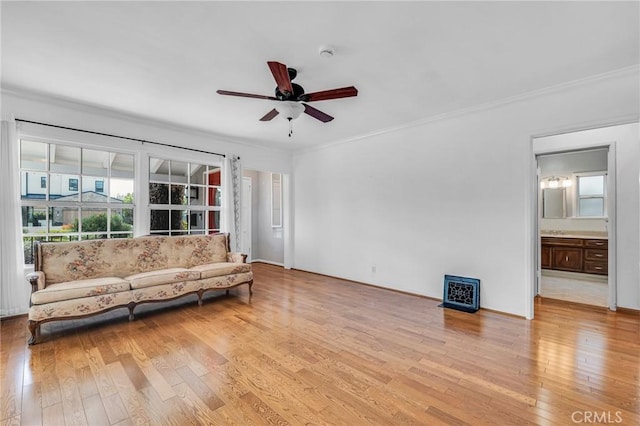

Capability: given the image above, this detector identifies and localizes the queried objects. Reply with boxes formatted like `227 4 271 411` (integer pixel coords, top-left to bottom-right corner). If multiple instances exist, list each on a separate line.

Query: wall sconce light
540 176 571 189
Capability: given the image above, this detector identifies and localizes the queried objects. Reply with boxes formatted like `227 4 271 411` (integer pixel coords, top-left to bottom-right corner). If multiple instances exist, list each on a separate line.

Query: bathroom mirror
542 188 566 218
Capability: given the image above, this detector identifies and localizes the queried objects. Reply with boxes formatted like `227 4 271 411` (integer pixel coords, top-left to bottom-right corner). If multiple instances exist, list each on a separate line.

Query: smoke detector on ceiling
319 46 334 58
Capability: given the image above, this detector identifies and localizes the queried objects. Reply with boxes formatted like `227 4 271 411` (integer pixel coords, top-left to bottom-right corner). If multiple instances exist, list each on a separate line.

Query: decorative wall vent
439 275 480 313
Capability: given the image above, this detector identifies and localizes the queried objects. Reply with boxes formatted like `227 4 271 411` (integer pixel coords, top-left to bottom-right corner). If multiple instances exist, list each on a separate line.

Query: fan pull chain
288 118 293 137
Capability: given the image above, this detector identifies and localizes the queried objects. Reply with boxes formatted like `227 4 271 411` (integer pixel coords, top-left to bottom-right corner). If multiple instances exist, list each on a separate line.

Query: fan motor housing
275 83 306 101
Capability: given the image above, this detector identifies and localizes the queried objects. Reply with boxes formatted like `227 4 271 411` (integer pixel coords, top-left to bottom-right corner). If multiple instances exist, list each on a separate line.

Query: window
148 158 221 236
576 172 606 217
271 173 282 228
20 140 135 264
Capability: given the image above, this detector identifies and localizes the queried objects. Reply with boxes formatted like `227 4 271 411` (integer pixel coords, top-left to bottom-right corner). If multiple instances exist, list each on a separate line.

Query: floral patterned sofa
25 233 252 344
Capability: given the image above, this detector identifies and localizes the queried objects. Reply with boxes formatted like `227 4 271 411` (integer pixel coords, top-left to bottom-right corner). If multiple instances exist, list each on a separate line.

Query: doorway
242 177 252 262
242 169 285 266
531 126 622 314
536 149 610 307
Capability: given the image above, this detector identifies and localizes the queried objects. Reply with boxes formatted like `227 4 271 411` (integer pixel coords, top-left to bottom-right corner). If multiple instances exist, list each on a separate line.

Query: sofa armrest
227 252 248 264
26 271 45 297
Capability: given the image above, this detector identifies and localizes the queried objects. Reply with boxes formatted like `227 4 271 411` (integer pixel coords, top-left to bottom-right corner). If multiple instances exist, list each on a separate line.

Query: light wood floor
2 263 639 425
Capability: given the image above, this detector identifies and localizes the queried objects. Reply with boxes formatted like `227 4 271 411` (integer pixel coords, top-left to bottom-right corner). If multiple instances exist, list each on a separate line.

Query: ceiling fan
217 61 358 136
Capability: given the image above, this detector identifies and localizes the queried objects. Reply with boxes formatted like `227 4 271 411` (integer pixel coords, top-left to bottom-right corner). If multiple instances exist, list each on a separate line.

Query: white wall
534 123 640 311
292 68 639 317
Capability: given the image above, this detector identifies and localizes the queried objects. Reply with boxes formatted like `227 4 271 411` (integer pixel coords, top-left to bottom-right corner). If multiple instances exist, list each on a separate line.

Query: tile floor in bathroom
540 270 608 307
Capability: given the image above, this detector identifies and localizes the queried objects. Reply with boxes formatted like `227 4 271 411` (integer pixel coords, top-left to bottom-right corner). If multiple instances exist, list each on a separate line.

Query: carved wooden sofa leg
28 320 40 345
248 280 253 295
197 289 205 306
127 302 136 321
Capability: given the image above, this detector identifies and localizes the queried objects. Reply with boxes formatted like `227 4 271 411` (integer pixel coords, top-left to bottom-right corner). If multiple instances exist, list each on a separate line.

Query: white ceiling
2 1 638 152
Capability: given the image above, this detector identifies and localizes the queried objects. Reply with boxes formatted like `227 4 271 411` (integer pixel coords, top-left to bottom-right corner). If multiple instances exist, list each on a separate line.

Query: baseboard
251 259 284 267
0 313 28 321
616 306 640 315
290 267 442 302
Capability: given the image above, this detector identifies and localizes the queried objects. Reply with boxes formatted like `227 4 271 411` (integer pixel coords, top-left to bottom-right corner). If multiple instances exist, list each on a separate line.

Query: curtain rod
15 118 229 158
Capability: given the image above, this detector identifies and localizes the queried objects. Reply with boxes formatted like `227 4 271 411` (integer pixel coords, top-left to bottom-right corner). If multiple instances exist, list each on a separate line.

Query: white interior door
242 177 252 262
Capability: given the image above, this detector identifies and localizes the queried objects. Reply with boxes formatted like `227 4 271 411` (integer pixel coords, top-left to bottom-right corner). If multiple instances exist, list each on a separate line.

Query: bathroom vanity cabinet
541 237 608 275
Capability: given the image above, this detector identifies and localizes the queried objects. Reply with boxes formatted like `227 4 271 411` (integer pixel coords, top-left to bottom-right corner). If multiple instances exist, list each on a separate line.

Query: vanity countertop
540 231 607 240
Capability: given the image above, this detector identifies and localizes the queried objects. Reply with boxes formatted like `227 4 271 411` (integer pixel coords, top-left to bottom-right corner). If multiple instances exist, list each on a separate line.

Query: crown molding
294 65 640 156
1 84 291 156
3 63 637 159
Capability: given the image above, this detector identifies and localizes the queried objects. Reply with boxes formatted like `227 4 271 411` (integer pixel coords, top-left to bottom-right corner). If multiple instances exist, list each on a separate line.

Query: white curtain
221 155 241 252
0 117 29 317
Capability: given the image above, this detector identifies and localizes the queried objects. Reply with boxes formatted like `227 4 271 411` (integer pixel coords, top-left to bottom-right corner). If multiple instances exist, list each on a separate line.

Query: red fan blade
303 104 334 123
259 108 279 121
304 86 358 102
217 90 277 100
267 61 294 95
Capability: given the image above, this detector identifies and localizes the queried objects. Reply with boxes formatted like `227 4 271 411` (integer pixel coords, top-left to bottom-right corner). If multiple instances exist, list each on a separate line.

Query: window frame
148 157 223 236
271 173 282 228
574 171 607 218
17 122 226 265
20 138 136 264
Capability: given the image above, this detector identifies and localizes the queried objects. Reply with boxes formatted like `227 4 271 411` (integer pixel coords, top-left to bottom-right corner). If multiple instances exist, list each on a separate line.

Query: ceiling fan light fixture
275 101 304 121
217 60 357 137
274 101 305 137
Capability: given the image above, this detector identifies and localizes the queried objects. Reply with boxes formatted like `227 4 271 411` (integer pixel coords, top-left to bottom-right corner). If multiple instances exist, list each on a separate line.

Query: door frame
241 169 291 268
528 131 618 319
241 176 252 262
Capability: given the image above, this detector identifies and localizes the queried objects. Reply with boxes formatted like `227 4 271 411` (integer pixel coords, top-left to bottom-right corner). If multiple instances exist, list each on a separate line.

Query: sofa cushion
31 277 130 305
165 234 229 268
189 262 252 279
37 234 231 284
29 290 134 322
125 268 201 289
